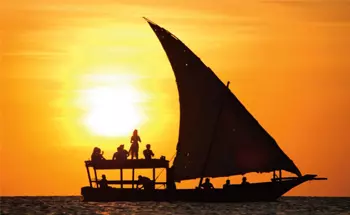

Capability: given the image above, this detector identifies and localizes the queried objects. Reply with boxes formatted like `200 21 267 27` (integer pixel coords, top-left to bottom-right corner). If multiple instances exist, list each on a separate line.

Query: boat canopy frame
85 159 169 189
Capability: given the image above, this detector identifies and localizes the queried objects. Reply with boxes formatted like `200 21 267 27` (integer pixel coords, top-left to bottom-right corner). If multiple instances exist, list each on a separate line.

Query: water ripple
1 196 349 215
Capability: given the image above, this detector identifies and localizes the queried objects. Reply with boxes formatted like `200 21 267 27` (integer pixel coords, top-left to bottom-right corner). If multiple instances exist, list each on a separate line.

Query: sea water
1 196 349 215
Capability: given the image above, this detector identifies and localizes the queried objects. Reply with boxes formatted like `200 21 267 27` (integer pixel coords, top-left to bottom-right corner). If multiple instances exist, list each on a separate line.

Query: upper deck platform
85 159 169 170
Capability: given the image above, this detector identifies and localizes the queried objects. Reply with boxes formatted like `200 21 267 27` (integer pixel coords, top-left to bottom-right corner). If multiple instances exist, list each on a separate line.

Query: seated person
120 145 129 160
241 176 250 185
112 146 121 160
223 179 230 189
91 147 106 162
99 174 109 189
112 145 129 161
137 175 155 191
143 144 155 160
200 178 214 190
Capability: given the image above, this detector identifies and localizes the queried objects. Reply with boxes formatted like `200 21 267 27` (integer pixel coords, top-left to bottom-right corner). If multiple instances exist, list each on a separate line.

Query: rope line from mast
155 152 176 189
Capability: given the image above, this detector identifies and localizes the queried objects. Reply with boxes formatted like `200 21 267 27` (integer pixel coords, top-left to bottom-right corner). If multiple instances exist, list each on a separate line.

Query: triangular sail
145 18 302 181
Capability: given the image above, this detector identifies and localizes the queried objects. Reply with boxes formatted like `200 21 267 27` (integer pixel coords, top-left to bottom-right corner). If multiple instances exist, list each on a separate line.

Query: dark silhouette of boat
81 18 327 202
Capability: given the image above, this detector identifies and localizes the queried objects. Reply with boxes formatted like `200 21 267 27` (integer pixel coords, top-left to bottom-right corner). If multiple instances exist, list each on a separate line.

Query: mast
199 81 230 186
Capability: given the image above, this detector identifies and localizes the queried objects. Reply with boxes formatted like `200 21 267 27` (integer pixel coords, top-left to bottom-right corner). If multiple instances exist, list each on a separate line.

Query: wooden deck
92 180 167 185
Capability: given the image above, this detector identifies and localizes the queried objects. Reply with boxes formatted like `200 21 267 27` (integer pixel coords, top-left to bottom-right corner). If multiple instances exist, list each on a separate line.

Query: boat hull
81 175 315 202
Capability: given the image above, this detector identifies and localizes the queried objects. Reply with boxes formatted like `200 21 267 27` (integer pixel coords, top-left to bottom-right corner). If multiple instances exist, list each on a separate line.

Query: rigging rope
155 152 176 189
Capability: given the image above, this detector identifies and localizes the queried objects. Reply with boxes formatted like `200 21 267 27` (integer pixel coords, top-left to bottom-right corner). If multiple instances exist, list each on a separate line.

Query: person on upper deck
129 129 141 159
112 146 122 160
143 144 154 160
119 145 129 160
91 147 106 162
200 178 214 190
241 176 250 185
112 145 129 161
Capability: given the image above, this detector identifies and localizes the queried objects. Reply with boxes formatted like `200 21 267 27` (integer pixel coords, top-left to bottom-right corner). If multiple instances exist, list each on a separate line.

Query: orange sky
1 0 350 196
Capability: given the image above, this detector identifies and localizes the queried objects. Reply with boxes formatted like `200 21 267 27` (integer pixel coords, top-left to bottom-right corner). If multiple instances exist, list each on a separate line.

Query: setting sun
79 73 144 137
2 0 350 199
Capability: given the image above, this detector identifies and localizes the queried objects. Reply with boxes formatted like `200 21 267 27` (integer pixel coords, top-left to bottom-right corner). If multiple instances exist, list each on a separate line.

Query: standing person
129 129 141 159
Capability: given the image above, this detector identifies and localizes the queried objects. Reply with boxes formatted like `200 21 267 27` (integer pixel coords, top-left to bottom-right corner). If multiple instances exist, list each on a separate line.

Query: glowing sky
1 0 350 196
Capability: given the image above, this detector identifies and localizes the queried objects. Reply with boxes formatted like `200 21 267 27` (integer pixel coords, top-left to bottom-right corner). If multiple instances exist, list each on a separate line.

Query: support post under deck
153 168 156 182
132 168 135 189
165 167 169 189
86 165 92 187
93 168 98 188
120 169 123 189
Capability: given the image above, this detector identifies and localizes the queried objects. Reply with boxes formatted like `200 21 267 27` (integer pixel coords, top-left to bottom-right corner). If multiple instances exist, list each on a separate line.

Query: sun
82 84 142 137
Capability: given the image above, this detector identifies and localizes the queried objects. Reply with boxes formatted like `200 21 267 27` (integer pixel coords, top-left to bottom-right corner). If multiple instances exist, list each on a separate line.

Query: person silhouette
223 179 230 189
129 129 141 159
200 178 214 190
99 174 109 189
112 145 129 161
91 147 105 162
137 175 154 190
112 146 122 160
119 144 129 160
143 144 154 160
241 176 250 185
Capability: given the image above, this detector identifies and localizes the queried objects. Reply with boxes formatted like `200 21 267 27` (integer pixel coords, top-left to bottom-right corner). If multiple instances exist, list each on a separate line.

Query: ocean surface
1 196 349 215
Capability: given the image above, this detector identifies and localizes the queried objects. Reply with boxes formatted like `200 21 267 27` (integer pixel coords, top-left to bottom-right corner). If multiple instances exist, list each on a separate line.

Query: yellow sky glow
1 0 350 196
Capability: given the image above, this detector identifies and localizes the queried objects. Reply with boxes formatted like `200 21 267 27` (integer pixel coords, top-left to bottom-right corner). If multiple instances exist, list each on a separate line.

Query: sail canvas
145 18 302 181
